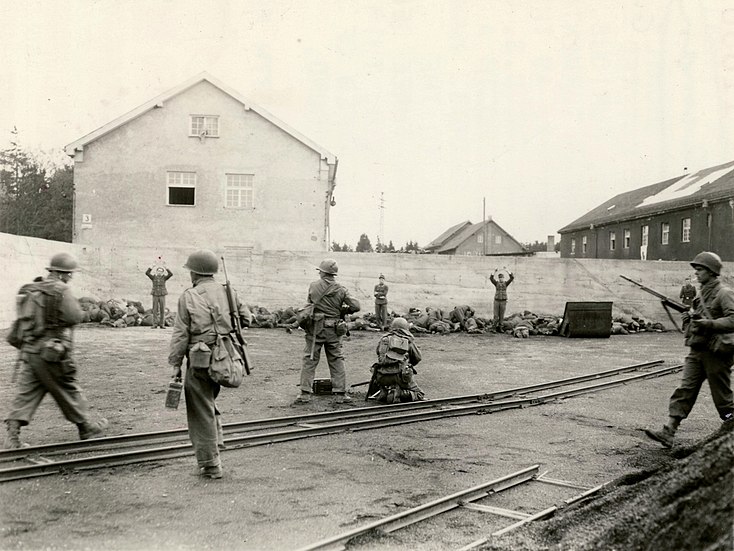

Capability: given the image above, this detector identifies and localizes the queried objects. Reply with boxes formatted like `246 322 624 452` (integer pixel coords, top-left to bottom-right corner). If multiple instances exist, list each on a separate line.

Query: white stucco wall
3 232 731 330
72 80 331 252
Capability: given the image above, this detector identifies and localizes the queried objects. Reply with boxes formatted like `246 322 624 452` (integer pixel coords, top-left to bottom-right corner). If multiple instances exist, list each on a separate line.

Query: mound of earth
483 425 733 551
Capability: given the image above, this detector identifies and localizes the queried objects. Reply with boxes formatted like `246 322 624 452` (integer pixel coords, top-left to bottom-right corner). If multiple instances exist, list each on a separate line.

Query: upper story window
571 238 576 254
623 229 631 249
681 218 691 242
477 233 483 244
167 171 196 206
661 222 670 245
494 235 502 244
190 115 219 137
609 231 616 251
225 173 254 208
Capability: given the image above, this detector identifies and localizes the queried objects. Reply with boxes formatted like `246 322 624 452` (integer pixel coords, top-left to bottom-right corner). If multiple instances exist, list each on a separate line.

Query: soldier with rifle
623 251 734 447
292 259 360 405
168 249 252 478
4 253 108 448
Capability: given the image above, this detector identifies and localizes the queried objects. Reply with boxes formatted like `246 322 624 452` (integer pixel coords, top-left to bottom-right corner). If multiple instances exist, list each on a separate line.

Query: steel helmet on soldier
390 317 410 332
46 252 78 273
690 251 722 276
184 249 219 275
317 259 339 275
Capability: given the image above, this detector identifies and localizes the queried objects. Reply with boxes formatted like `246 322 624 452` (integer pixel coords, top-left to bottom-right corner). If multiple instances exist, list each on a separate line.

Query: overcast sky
3 0 733 249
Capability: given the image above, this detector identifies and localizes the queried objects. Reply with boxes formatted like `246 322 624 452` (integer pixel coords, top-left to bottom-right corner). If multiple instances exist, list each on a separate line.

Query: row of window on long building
167 171 254 208
570 217 693 254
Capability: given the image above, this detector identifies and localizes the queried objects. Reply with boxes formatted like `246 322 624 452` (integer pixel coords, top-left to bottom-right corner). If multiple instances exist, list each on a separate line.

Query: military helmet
317 259 339 275
46 252 78 273
690 251 722 276
390 317 410 332
184 249 219 275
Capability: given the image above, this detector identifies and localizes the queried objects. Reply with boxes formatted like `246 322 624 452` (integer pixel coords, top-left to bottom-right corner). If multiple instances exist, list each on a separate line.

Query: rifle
221 257 252 375
620 274 690 332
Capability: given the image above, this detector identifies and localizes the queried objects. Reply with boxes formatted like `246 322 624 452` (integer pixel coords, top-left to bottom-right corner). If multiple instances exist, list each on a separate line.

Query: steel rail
294 465 541 551
459 482 607 550
0 359 663 462
299 465 606 551
0 364 681 483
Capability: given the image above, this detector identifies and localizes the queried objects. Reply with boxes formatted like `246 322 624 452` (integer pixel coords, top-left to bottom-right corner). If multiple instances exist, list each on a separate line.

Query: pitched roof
424 220 472 250
558 160 734 233
436 219 526 254
64 72 336 163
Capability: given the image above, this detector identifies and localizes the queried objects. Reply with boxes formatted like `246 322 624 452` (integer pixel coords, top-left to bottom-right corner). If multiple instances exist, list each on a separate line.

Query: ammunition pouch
189 342 212 368
40 338 67 363
335 320 348 336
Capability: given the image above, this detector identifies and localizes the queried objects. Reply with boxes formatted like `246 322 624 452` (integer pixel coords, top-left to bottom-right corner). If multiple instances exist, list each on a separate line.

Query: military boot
78 418 109 440
644 425 676 448
4 420 24 449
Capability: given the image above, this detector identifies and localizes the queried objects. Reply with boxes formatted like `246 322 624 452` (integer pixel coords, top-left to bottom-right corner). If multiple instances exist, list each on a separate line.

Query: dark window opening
169 187 195 205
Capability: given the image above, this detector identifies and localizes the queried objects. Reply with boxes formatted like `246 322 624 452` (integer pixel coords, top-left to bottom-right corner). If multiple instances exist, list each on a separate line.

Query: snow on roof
637 165 734 208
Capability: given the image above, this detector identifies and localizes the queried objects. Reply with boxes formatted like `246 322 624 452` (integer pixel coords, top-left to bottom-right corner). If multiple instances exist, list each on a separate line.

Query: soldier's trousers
375 303 388 329
494 299 507 325
300 327 346 393
184 365 222 468
152 295 166 327
5 353 90 426
669 348 734 421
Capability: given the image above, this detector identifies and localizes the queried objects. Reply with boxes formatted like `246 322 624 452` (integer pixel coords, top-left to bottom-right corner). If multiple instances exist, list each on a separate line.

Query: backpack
5 282 61 349
377 333 411 366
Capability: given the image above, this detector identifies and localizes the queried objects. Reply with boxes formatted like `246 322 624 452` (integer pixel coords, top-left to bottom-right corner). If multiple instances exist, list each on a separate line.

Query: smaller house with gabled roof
558 160 734 261
65 72 338 253
425 218 527 256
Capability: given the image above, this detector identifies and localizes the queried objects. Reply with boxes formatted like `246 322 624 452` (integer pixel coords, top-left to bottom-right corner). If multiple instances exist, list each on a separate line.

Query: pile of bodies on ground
76 297 666 336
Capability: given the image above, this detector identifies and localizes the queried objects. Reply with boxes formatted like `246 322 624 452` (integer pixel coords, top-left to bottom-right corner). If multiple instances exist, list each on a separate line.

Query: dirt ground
0 326 730 551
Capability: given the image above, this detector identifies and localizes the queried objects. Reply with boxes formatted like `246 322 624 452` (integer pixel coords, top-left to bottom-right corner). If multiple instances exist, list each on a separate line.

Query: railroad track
0 360 678 483
296 464 607 551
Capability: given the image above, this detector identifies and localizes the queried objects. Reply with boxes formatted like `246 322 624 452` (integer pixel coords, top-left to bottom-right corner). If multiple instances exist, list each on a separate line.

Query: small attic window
607 204 616 211
190 115 219 137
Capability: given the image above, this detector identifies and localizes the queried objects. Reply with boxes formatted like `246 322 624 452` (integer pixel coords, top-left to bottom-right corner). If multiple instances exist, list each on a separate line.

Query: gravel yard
0 326 728 551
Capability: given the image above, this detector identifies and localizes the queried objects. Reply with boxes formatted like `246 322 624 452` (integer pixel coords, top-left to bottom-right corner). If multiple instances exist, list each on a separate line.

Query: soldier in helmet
293 259 361 405
4 253 108 448
369 317 425 403
168 249 252 478
646 251 734 448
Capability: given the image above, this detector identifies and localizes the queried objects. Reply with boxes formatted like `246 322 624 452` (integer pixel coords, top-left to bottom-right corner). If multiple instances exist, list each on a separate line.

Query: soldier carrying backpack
4 253 108 449
369 317 425 403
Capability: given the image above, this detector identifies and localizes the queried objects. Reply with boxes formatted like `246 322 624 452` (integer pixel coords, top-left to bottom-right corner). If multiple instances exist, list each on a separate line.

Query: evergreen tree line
0 128 73 242
332 234 422 253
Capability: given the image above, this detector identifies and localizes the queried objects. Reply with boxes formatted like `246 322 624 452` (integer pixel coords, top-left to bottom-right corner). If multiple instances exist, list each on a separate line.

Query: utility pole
482 197 487 256
378 192 385 251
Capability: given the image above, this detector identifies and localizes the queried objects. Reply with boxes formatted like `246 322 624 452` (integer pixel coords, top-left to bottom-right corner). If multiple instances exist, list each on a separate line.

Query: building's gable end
65 72 336 163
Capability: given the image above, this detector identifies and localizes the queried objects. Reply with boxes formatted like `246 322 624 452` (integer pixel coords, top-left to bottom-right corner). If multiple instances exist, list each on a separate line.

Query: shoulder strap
310 282 338 307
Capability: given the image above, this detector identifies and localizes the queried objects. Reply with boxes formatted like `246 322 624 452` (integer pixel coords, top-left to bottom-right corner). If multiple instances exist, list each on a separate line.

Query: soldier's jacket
684 279 734 349
22 278 83 354
168 277 252 367
146 267 173 296
374 283 389 305
307 275 360 319
490 273 514 301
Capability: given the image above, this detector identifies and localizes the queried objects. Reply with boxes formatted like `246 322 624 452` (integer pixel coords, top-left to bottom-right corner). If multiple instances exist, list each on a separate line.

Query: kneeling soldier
370 317 425 403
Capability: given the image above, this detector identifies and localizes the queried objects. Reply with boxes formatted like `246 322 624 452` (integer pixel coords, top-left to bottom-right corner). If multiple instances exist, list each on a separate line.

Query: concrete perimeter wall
3 232 732 330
